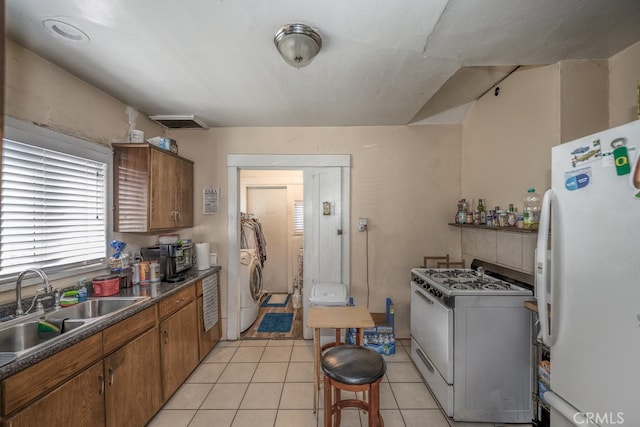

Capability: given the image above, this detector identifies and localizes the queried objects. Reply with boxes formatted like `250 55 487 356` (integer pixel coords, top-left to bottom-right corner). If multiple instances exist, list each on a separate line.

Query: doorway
227 154 351 341
239 171 303 339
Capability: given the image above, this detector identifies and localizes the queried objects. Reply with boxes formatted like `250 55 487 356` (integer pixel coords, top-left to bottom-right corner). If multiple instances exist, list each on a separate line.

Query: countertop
0 266 221 380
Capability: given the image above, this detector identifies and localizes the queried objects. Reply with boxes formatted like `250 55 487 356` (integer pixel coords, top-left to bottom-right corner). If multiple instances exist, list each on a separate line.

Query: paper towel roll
196 243 211 270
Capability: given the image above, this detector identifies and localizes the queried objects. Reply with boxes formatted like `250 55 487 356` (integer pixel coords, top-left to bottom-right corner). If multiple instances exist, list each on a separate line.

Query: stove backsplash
461 228 536 275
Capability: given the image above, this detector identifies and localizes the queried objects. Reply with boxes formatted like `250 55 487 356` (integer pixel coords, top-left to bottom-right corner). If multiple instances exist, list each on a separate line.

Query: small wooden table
306 306 375 413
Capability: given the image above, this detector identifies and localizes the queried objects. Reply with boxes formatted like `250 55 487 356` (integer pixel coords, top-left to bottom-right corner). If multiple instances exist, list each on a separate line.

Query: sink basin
47 297 148 320
0 320 86 354
0 297 149 363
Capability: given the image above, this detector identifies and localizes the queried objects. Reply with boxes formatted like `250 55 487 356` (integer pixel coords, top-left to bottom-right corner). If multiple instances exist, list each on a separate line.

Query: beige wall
461 64 560 210
560 60 609 143
173 125 462 338
609 40 640 127
5 40 162 146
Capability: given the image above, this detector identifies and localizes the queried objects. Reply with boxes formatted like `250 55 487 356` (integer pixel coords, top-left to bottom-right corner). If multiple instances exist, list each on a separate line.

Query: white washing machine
239 249 263 332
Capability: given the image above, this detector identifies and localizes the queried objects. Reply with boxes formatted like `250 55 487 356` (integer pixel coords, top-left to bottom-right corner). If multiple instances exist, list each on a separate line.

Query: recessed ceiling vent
148 115 209 129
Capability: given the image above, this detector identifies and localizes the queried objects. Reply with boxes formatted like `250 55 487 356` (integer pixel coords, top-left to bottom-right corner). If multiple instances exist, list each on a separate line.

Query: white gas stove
410 260 533 423
411 267 532 304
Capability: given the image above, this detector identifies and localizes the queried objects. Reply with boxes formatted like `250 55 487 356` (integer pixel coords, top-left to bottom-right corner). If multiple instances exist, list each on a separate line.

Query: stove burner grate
454 271 476 279
450 283 474 290
481 282 510 291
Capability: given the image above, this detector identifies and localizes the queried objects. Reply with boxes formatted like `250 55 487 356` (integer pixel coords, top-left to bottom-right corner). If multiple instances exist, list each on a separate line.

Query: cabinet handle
108 366 114 386
175 297 185 305
163 329 169 344
99 373 105 395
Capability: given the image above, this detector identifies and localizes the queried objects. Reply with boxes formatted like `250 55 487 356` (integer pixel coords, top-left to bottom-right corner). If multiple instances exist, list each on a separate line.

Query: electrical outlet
358 217 368 232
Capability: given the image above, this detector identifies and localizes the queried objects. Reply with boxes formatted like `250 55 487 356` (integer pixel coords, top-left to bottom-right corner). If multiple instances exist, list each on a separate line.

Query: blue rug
257 312 294 333
261 294 291 307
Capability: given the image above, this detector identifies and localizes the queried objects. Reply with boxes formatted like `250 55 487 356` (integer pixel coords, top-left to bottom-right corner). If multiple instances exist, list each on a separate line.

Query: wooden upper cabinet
113 143 194 232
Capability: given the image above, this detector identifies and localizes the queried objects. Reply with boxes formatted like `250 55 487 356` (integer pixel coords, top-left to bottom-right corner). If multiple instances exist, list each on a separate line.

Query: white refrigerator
535 120 640 426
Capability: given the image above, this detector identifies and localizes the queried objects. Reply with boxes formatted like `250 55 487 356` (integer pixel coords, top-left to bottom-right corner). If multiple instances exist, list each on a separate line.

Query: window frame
1 117 113 291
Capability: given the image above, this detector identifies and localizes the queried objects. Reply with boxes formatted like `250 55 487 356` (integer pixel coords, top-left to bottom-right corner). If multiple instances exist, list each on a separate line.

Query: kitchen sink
47 297 149 320
0 320 87 354
0 297 149 362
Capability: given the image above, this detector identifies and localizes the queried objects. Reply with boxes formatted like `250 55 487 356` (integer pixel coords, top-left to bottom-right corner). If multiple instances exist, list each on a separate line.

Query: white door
302 167 348 338
247 187 288 293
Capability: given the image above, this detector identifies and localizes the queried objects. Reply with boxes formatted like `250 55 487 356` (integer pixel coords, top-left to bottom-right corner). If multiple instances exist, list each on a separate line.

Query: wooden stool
321 345 386 427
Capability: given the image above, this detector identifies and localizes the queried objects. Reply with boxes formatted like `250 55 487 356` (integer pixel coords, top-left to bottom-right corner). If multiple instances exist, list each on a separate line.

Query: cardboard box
348 298 395 355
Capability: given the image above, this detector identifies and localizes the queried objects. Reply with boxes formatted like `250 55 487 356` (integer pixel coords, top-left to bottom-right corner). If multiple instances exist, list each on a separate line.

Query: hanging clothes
241 213 267 267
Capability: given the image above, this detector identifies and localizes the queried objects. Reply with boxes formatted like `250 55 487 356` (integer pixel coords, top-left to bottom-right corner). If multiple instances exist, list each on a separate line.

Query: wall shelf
448 223 538 234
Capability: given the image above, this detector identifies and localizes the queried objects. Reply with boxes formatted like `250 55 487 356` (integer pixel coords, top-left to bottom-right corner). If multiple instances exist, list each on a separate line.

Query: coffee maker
140 242 193 282
163 242 193 281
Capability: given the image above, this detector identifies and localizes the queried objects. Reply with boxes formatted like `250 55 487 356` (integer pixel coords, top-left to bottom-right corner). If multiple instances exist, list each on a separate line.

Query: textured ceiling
6 0 640 127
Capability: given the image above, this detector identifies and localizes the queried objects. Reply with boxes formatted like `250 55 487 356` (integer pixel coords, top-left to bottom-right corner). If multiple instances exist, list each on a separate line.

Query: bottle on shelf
477 198 487 224
457 199 468 224
507 204 517 227
523 188 542 230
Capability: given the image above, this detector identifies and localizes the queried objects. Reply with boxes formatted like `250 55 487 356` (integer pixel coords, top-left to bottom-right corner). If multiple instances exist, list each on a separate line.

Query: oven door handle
414 289 434 305
415 347 435 373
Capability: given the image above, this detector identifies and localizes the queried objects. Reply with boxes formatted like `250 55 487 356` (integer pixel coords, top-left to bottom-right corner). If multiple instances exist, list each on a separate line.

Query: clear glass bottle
457 199 468 224
523 188 542 230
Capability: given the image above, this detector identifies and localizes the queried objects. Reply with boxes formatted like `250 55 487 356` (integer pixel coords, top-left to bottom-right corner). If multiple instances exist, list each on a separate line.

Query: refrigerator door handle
536 189 554 346
544 391 593 426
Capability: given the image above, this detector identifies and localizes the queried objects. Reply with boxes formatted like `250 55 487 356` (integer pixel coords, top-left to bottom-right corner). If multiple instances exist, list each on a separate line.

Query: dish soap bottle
77 278 88 302
523 188 542 230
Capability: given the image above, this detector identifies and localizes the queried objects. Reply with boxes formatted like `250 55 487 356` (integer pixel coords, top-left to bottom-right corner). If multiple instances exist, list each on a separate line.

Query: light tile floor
148 339 529 427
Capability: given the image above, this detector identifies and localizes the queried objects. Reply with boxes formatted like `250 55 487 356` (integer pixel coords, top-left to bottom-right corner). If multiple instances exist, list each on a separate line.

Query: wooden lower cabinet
104 326 162 427
1 275 221 426
160 301 199 401
4 361 105 427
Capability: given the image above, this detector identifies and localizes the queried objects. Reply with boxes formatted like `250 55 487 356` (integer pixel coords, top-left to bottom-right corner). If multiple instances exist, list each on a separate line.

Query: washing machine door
249 259 263 302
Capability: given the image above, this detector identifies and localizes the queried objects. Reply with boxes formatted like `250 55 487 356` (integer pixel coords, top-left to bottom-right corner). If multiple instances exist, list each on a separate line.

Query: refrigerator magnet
611 137 631 176
570 139 601 168
564 167 591 191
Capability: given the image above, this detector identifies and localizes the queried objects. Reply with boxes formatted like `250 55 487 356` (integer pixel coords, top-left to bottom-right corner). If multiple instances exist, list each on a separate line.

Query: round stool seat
321 345 386 385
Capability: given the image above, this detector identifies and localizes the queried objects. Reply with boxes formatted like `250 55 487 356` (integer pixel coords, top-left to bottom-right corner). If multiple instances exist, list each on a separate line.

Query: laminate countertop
0 266 221 380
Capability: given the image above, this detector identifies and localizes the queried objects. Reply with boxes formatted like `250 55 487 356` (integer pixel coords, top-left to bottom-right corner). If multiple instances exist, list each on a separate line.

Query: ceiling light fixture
42 19 90 44
274 23 322 68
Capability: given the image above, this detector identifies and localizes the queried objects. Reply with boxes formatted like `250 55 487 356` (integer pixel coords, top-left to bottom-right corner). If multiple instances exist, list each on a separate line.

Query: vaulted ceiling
7 0 640 127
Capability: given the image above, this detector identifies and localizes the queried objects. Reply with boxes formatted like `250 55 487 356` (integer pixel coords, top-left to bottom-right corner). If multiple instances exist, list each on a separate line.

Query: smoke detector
148 115 209 129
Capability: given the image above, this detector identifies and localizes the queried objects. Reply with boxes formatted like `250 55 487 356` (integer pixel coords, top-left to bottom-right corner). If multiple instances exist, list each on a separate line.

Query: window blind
1 139 107 278
294 200 304 234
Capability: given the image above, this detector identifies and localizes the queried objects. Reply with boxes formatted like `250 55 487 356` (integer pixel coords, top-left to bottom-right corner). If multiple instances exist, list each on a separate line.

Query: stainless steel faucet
15 268 51 316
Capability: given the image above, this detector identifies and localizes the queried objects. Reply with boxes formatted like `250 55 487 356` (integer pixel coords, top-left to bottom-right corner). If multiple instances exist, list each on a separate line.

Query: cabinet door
149 149 178 230
175 158 194 227
160 302 199 401
104 326 162 427
4 362 105 427
113 146 150 232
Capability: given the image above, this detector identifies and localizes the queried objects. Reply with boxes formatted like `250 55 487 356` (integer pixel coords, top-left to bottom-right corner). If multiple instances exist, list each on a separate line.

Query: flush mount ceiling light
274 23 322 68
42 19 90 44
